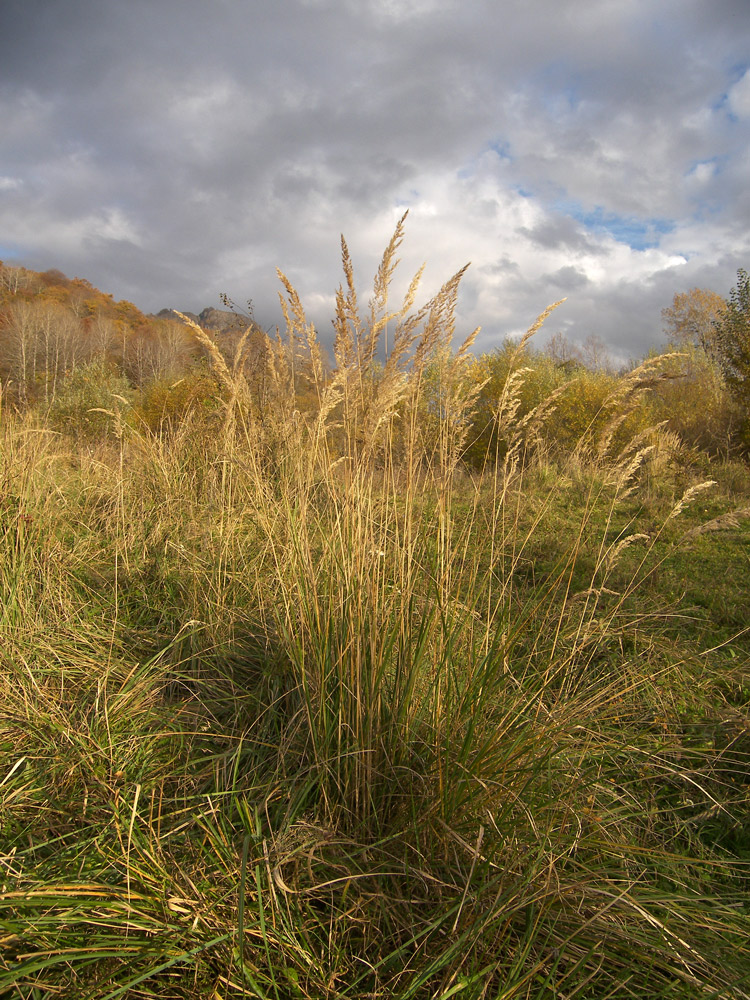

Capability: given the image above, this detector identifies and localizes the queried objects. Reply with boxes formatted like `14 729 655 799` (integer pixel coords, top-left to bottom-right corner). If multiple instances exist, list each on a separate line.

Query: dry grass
1 220 749 998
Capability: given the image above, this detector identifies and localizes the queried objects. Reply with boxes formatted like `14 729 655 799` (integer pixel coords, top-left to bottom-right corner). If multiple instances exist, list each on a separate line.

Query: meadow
1 222 750 998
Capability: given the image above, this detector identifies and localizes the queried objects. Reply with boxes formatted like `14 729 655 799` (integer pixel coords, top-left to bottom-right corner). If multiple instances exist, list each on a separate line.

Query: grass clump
1 218 749 998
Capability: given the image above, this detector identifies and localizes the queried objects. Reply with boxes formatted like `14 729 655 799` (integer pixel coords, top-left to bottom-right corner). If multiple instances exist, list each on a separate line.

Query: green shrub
464 341 561 467
134 366 222 434
47 359 133 441
650 344 744 456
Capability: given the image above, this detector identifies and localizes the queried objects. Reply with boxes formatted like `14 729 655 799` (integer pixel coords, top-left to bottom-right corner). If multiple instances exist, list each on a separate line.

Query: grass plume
1 220 749 998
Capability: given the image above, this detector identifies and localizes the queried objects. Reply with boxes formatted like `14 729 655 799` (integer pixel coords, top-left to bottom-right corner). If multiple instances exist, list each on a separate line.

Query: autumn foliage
0 257 748 461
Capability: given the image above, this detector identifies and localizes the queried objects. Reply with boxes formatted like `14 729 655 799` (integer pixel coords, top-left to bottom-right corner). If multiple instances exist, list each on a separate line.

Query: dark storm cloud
517 217 602 255
544 265 590 292
1 0 749 359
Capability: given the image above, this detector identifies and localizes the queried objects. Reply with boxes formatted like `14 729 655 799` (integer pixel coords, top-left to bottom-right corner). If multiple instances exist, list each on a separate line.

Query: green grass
2 426 750 998
2 228 750 998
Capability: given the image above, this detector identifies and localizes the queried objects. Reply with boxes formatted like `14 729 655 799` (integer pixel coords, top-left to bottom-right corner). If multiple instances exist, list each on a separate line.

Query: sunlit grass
1 222 749 998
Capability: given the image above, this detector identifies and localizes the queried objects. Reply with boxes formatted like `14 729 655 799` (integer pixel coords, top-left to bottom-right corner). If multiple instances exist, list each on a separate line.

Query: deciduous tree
710 268 750 443
662 287 726 348
0 300 37 402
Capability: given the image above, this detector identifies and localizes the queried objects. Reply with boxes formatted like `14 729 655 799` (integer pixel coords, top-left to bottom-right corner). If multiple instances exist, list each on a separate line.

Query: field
2 232 750 998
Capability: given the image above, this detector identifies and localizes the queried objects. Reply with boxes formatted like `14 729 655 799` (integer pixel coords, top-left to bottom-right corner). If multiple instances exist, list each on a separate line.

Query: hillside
0 261 265 412
1 260 250 335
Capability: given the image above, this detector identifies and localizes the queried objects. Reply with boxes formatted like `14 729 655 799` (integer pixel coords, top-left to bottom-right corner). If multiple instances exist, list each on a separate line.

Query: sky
1 0 750 362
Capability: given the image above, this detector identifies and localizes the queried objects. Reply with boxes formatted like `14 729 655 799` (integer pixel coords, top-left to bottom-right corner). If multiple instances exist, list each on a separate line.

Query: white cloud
727 67 750 118
686 160 717 185
93 208 142 246
0 0 749 362
358 0 450 21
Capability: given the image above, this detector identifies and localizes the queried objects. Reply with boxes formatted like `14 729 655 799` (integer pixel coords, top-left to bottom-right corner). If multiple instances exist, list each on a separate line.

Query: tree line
0 259 748 459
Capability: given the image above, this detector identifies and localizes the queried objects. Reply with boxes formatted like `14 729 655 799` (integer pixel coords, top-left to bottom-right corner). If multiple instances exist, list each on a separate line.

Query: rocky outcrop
155 306 254 335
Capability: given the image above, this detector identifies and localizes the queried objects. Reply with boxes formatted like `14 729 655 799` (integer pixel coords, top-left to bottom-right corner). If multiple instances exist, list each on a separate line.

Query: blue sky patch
555 201 675 250
0 244 22 262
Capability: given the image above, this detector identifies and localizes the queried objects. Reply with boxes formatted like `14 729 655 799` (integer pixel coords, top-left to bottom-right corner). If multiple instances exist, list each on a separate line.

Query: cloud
0 0 749 364
544 266 591 292
517 217 603 255
728 67 750 118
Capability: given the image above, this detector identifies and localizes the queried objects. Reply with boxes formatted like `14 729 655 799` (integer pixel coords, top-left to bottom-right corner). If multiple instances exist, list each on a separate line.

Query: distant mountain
154 307 253 335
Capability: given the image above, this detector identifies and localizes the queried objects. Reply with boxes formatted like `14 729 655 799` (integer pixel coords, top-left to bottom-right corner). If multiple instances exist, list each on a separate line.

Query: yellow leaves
662 287 726 348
